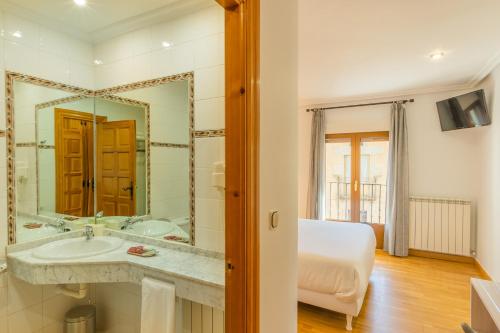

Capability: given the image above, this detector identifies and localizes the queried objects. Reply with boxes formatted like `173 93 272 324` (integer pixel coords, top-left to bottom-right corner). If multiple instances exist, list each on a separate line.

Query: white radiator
409 196 473 256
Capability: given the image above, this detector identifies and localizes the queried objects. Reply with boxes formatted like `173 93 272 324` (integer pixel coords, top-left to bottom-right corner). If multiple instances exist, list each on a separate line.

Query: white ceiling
299 0 500 105
0 0 213 42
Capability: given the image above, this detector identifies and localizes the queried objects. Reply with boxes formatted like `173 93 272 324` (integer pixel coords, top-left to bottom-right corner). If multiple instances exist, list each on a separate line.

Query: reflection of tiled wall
93 5 225 253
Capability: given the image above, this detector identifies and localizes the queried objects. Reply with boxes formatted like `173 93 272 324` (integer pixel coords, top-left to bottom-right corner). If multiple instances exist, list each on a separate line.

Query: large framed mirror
6 71 195 245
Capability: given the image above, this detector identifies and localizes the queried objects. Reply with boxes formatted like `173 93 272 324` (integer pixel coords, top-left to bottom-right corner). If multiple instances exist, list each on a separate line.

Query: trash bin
64 305 96 333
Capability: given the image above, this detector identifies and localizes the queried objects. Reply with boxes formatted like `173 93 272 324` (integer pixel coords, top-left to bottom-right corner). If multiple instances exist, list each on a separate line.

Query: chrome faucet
54 218 66 233
84 225 94 240
121 216 142 230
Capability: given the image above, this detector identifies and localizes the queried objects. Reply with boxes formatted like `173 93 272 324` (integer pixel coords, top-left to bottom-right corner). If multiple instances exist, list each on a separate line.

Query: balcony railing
326 181 387 224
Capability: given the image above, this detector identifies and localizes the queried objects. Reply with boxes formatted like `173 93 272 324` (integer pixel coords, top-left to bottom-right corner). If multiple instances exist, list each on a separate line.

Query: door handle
122 181 134 200
354 180 358 192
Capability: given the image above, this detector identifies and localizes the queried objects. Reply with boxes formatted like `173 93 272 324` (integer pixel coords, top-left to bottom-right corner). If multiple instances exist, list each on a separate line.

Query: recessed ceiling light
12 30 22 38
94 59 103 65
74 0 87 7
162 41 173 48
429 51 445 61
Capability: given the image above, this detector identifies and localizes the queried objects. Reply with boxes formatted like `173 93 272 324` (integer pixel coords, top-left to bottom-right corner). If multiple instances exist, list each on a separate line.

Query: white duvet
298 219 376 302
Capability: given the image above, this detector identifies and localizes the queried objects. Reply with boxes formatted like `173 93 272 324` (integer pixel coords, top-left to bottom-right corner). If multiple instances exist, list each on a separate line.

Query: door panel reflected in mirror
14 80 95 243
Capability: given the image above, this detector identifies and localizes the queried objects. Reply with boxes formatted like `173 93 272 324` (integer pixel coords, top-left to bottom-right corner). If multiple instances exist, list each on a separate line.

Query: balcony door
325 131 389 248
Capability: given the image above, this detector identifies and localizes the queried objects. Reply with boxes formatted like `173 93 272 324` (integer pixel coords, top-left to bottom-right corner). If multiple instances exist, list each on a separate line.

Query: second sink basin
32 236 124 260
128 220 176 238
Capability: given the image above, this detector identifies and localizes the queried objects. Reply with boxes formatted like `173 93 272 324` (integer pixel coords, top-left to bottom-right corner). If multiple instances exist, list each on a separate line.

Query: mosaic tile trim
38 145 55 149
194 129 226 138
151 142 190 148
15 142 37 148
6 71 196 246
94 72 194 96
36 95 88 110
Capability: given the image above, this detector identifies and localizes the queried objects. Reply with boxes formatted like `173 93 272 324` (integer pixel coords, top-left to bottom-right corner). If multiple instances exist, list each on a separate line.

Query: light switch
270 210 279 230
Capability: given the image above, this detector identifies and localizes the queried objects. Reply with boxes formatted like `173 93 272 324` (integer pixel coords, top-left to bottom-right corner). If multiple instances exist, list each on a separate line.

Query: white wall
0 272 96 333
476 66 500 281
299 88 487 218
260 0 298 332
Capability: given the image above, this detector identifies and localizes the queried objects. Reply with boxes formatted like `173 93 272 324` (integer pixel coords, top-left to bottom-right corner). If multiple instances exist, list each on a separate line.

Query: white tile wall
95 282 224 333
0 272 95 333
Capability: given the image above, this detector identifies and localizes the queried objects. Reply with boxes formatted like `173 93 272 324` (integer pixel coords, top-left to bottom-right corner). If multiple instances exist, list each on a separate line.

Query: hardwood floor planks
298 250 489 333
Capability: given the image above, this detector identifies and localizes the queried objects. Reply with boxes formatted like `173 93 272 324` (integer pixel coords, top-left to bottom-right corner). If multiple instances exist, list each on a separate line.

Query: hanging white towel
141 277 176 333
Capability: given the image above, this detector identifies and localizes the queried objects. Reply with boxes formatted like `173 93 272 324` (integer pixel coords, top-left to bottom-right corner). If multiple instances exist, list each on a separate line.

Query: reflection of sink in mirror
169 217 190 233
97 216 129 230
32 236 124 260
17 225 60 243
127 220 189 241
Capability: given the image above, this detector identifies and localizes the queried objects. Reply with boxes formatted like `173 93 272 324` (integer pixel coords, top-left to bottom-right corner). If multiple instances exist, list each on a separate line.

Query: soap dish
127 246 158 257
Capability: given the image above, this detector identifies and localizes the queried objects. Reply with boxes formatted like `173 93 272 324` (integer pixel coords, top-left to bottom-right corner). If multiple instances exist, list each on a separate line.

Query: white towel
141 277 176 333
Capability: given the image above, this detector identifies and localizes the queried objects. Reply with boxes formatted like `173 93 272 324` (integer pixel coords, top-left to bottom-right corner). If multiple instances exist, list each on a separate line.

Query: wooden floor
298 251 488 333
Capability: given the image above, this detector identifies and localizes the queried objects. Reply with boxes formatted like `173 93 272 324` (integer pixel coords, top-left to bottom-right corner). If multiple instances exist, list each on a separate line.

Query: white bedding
298 219 376 302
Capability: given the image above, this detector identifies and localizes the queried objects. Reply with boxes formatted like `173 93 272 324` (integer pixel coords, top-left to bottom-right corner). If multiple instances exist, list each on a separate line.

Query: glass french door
325 132 389 246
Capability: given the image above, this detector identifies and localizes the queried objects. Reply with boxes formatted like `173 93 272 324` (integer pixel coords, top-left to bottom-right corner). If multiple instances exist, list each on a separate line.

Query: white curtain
384 102 410 256
307 110 326 220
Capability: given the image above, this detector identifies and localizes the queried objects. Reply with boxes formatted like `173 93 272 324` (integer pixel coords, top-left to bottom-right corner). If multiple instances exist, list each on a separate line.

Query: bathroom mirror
8 75 95 243
100 79 192 243
6 72 195 245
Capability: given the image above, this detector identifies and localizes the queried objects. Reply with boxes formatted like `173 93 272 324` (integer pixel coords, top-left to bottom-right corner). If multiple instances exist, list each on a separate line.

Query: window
325 132 389 224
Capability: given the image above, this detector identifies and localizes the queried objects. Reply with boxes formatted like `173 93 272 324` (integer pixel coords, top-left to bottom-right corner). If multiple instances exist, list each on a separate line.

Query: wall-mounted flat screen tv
436 89 491 131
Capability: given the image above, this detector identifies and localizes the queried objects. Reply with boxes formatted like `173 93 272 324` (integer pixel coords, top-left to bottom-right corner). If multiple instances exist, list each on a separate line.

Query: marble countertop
7 230 225 309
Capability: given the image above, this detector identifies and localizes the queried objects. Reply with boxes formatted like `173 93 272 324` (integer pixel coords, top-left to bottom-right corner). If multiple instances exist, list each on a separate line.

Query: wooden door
55 109 94 217
97 120 137 216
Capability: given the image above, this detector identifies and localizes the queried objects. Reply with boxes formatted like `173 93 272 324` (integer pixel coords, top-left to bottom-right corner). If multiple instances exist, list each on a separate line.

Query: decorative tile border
0 130 5 137
194 129 226 138
38 145 55 150
5 71 197 246
36 95 88 110
151 142 190 149
15 142 37 148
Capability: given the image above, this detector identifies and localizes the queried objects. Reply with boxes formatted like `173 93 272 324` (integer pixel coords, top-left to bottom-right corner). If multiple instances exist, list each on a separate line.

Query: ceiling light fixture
162 41 173 48
94 59 103 65
429 51 445 61
12 30 22 38
73 0 87 7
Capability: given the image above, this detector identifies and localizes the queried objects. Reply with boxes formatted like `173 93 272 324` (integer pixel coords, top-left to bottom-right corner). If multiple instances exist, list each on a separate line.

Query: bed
298 219 376 330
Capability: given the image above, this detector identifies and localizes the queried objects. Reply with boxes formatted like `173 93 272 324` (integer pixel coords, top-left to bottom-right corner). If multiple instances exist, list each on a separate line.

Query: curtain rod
306 98 415 112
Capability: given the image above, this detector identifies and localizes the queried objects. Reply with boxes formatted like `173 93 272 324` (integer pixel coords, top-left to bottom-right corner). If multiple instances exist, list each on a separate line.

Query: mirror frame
5 71 196 245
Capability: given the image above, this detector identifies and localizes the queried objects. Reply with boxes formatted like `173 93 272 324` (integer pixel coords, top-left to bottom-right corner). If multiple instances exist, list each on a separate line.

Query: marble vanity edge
0 259 6 273
7 255 224 309
7 255 223 289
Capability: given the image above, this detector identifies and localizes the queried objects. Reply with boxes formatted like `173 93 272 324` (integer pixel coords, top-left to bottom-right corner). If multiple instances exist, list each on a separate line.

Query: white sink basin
128 220 176 238
32 236 124 260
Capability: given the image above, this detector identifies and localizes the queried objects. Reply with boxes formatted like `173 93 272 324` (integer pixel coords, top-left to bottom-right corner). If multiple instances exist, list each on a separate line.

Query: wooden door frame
325 131 389 223
216 0 259 332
